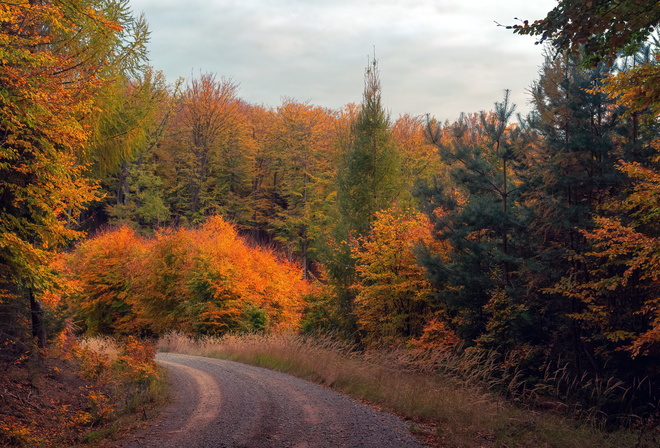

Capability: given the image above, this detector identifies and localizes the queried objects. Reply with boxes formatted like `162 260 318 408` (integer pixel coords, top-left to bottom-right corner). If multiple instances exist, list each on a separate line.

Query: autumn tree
392 114 442 184
511 0 660 65
186 217 308 333
0 0 147 347
512 1 660 391
240 104 281 242
92 69 175 228
267 100 337 277
60 217 309 336
129 227 196 333
512 1 660 117
214 100 258 226
154 94 257 229
350 207 447 346
169 74 241 222
552 49 660 382
575 156 660 360
61 227 146 335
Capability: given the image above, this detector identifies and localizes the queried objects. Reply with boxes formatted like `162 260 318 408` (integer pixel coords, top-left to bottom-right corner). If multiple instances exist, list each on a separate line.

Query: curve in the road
112 352 421 448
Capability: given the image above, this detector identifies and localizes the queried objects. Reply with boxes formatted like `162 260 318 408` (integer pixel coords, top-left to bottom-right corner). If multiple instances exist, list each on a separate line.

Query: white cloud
130 0 556 120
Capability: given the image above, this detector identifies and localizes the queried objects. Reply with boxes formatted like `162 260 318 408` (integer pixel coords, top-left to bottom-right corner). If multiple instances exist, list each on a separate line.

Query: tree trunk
29 290 47 348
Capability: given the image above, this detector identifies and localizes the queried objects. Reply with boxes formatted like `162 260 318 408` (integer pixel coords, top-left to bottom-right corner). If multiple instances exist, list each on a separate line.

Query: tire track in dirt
111 352 421 448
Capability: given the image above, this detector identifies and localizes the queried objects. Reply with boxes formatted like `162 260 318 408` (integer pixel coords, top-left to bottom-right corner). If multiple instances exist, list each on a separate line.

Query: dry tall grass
158 332 649 448
79 336 121 360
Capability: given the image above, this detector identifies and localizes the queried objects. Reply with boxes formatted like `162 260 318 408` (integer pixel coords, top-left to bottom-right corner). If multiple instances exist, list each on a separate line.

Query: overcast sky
129 0 556 122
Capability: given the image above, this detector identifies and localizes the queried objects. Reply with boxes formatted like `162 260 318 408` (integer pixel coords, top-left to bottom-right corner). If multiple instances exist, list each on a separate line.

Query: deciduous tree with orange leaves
0 0 147 347
60 216 308 336
60 227 146 336
350 206 448 346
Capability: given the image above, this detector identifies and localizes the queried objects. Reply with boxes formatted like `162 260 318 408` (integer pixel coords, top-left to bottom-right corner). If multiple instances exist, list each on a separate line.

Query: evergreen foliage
2 0 660 425
337 58 403 237
418 92 529 346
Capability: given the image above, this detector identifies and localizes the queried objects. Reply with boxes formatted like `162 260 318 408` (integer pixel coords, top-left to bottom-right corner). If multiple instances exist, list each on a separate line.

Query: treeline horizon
1 0 659 428
63 49 660 420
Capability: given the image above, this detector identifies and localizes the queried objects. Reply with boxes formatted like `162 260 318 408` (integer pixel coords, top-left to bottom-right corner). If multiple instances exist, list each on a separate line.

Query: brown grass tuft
158 332 652 448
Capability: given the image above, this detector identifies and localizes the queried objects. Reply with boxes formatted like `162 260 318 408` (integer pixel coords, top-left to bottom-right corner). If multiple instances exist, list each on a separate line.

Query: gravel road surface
111 352 421 448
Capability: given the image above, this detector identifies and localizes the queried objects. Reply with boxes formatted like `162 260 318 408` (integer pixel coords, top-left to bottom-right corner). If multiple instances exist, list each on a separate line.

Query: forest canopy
1 0 659 427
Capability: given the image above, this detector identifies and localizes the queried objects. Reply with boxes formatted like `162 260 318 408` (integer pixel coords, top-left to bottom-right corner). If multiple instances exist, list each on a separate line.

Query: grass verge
158 331 656 448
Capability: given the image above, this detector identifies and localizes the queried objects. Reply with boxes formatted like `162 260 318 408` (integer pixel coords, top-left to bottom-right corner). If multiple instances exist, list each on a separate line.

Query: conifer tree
92 69 174 229
337 58 402 237
0 0 147 347
544 46 660 378
419 92 529 346
327 59 403 337
518 53 624 370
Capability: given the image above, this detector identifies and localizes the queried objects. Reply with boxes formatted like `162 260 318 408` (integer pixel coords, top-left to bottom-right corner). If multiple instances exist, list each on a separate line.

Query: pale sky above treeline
130 0 557 121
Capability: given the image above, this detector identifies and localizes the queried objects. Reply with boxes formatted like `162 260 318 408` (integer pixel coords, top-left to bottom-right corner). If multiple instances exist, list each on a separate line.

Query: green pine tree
327 58 403 338
337 58 403 237
418 92 530 347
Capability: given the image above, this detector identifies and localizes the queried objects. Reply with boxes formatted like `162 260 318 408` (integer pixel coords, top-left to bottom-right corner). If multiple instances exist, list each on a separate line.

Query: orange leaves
0 1 134 332
60 216 309 336
392 113 441 179
60 227 145 335
410 318 461 350
0 1 113 143
114 337 159 382
349 206 450 345
181 216 308 333
571 157 660 358
602 58 660 116
351 206 444 281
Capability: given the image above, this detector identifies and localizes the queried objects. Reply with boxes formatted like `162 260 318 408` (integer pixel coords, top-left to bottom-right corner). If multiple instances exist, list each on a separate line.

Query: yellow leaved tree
0 0 147 347
350 206 451 346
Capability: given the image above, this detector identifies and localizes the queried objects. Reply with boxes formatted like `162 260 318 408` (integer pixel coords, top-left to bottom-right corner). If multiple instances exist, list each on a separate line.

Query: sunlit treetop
510 0 660 65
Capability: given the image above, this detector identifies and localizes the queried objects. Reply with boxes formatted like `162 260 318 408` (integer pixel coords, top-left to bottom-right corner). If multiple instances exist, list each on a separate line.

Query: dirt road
111 352 421 448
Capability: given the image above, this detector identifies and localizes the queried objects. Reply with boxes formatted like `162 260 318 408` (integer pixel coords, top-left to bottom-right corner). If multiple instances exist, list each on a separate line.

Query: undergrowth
0 331 166 447
159 331 659 448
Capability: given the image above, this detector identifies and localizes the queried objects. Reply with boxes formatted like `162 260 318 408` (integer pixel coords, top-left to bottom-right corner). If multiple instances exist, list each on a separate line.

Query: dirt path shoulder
110 352 421 448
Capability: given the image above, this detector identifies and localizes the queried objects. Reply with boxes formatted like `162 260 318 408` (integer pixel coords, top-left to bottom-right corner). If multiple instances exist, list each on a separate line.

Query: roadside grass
158 332 653 448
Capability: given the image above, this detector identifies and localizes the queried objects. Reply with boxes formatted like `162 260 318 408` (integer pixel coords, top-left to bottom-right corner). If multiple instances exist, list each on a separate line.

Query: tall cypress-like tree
337 58 402 237
326 58 403 337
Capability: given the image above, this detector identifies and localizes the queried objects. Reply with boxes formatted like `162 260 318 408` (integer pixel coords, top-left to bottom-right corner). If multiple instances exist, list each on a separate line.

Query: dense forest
1 0 659 428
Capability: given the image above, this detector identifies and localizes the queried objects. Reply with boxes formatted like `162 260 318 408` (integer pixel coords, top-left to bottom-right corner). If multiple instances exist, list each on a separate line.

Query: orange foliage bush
60 226 146 335
59 216 308 336
350 206 452 346
0 332 161 447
